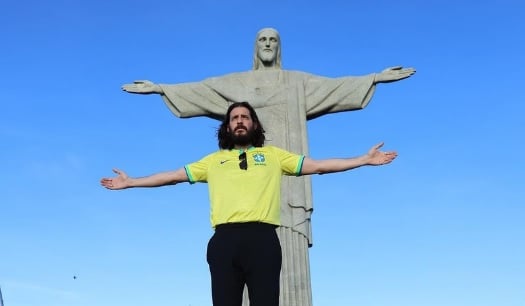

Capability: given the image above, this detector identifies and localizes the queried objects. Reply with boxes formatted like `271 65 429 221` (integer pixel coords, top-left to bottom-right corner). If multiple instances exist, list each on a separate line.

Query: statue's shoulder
204 70 252 83
204 69 317 84
282 70 321 81
284 69 312 76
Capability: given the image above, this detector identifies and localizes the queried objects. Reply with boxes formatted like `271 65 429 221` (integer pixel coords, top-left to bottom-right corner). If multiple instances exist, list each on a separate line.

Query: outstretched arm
300 142 397 175
100 168 189 190
122 80 164 94
374 66 416 84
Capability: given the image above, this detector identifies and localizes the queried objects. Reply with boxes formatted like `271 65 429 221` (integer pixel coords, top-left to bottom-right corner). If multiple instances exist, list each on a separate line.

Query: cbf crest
252 153 266 165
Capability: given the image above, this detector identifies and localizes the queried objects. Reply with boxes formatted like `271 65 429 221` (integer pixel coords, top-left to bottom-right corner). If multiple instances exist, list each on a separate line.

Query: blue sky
1 0 524 305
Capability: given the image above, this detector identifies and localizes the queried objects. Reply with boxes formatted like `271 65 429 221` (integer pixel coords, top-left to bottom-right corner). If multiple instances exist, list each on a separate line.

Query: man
101 102 397 306
122 27 413 304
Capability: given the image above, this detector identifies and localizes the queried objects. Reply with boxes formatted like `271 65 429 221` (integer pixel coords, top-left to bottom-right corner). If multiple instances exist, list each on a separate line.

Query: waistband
215 221 278 231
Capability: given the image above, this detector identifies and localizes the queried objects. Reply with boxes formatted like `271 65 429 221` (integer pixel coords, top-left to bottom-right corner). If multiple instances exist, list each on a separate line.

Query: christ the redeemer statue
122 28 415 306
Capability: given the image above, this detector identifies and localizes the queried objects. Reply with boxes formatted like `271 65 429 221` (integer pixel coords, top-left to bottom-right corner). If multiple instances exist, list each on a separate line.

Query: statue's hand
122 80 162 94
374 66 416 83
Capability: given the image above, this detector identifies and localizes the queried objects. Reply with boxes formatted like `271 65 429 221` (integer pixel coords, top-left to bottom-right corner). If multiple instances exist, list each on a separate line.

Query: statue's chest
241 83 295 107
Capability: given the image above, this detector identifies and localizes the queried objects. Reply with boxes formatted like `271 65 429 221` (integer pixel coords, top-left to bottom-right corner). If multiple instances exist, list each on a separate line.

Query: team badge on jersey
253 153 266 165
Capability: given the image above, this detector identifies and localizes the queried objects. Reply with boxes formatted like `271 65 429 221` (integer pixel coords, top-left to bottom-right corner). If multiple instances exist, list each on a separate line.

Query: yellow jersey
185 146 304 227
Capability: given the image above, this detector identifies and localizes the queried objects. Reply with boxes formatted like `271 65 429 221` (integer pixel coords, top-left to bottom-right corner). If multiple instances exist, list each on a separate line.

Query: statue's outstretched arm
374 66 416 84
122 80 164 94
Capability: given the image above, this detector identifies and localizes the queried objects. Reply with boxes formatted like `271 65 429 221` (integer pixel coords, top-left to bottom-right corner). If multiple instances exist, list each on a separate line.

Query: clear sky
1 0 524 305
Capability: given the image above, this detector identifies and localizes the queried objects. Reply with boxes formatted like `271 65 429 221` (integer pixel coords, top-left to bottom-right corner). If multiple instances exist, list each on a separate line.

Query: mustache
234 125 247 132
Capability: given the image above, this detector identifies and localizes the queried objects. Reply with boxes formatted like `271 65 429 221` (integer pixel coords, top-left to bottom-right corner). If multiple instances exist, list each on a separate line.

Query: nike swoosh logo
220 160 228 164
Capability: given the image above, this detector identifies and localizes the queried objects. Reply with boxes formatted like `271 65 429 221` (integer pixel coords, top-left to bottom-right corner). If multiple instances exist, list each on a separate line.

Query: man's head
218 102 265 149
253 28 281 70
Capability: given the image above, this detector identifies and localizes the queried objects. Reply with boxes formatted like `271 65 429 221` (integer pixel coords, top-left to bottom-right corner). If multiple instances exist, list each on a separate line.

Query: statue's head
218 102 266 149
253 28 281 70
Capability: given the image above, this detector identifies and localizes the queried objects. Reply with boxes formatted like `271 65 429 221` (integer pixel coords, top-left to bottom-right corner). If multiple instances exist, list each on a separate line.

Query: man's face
227 106 256 146
256 29 279 64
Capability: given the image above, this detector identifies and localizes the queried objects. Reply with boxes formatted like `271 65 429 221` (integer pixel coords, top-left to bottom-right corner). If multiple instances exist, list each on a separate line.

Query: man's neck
234 145 251 151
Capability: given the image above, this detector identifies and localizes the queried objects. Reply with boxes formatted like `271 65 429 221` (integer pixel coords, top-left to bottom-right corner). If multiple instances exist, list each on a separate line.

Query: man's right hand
122 80 163 94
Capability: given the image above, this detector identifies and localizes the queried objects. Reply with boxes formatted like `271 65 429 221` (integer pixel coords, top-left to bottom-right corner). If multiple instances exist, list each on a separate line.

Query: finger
374 142 385 150
388 154 398 160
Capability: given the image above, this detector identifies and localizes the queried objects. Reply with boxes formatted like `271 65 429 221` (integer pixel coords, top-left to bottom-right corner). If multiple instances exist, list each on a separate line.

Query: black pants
207 222 282 306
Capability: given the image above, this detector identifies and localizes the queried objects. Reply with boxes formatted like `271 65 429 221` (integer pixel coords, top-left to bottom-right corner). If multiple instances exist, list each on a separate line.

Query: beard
229 127 256 146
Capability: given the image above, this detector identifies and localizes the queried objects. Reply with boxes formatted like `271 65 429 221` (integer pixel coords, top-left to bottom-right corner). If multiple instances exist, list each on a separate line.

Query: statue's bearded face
256 29 279 64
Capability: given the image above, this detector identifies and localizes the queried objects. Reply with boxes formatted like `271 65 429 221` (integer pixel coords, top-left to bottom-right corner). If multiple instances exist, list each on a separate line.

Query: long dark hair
217 102 266 149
